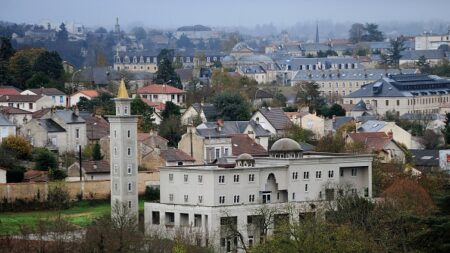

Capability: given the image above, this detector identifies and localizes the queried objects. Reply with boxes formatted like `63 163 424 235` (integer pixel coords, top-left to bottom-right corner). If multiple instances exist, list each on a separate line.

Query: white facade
0 168 6 183
21 90 67 107
415 33 450 50
0 96 54 112
109 89 139 219
145 144 373 252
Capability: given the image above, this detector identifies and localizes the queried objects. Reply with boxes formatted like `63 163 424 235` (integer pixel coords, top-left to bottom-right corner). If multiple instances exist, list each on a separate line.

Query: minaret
115 17 120 34
109 79 139 220
315 23 320 43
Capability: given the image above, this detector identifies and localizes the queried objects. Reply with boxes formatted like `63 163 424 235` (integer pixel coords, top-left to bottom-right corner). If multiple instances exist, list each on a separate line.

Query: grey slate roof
54 110 85 124
300 43 330 52
258 107 292 130
410 149 440 167
293 68 417 82
39 119 65 132
239 65 266 74
333 116 354 130
298 142 315 152
197 120 270 138
279 57 360 71
191 103 219 122
0 113 14 126
352 100 368 111
345 74 450 98
401 49 446 61
358 120 387 132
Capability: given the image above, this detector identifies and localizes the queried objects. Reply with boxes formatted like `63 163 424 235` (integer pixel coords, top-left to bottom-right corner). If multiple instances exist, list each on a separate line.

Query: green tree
176 34 194 48
131 96 155 132
131 26 147 41
213 92 251 121
362 23 384 42
349 23 365 44
387 37 406 68
0 37 15 61
92 143 103 160
318 103 346 118
34 148 58 171
154 49 182 89
284 124 314 143
315 134 346 153
161 101 181 120
159 115 184 147
25 72 50 88
295 81 324 112
33 51 64 80
416 55 431 73
56 22 68 42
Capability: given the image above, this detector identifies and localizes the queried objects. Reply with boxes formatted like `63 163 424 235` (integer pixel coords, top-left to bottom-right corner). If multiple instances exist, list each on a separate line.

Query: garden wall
0 171 159 201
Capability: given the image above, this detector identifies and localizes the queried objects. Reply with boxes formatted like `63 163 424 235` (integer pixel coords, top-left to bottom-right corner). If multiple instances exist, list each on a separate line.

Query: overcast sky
2 0 450 29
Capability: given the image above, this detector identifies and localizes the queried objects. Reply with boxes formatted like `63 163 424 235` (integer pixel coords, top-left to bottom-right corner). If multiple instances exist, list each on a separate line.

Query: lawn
0 199 145 235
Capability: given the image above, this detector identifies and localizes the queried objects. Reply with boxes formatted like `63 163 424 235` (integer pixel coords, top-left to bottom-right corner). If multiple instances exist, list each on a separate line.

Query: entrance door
262 193 271 204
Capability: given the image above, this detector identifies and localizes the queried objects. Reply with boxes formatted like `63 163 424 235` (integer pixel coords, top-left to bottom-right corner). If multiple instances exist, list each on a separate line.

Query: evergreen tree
0 37 15 61
92 143 103 160
154 49 182 89
213 92 251 121
387 37 406 68
161 101 181 120
57 22 68 42
33 51 64 80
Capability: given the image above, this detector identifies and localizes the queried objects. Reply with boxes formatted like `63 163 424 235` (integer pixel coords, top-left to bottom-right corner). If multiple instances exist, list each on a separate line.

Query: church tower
109 79 139 219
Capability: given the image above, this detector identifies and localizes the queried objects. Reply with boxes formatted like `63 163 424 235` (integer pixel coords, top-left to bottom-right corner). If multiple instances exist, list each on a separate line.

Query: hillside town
1 1 450 252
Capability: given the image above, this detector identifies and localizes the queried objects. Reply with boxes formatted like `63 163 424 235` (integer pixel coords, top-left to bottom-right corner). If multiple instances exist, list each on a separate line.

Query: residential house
300 113 352 138
70 90 99 107
67 160 110 181
346 132 406 163
251 107 292 136
179 121 271 164
21 87 67 107
79 112 110 144
252 89 274 108
400 49 447 67
238 65 267 84
145 138 373 252
0 86 21 96
344 74 450 116
137 84 186 106
415 31 450 50
181 103 218 125
0 114 16 142
22 108 87 153
0 95 53 112
160 148 196 166
0 106 32 131
357 120 422 149
231 134 267 156
344 100 373 118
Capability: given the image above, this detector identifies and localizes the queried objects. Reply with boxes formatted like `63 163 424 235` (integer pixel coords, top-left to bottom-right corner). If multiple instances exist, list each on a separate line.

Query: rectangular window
184 174 189 182
396 100 400 106
215 148 220 159
219 196 225 204
127 148 131 156
153 95 158 99
219 175 225 184
304 171 309 179
364 187 369 197
292 192 296 200
328 170 334 178
184 195 189 202
351 168 357 176
127 164 132 174
224 148 229 156
169 173 174 182
233 195 240 203
305 184 308 192
198 195 203 203
128 183 132 192
60 96 63 103
248 174 255 182
127 130 131 138
292 172 298 180
248 194 255 203
233 174 239 183
198 175 203 183
385 100 389 106
75 129 80 139
128 201 132 209
29 103 33 109
316 171 322 179
169 194 174 201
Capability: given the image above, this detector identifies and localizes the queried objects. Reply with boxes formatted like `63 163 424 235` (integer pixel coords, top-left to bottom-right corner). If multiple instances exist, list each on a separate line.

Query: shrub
6 166 25 183
34 148 58 171
144 186 160 202
47 185 70 209
1 136 32 159
49 168 67 181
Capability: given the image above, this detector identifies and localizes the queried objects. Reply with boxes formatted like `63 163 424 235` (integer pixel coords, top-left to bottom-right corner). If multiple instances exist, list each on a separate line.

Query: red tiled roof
348 132 391 151
231 134 268 156
32 108 51 119
160 148 195 162
82 160 110 173
137 84 185 94
0 88 21 95
142 99 166 111
0 106 32 114
79 90 99 98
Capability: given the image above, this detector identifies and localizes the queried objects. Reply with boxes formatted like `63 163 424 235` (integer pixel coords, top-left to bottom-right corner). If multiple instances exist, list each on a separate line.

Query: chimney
216 118 224 131
74 105 79 116
387 129 393 139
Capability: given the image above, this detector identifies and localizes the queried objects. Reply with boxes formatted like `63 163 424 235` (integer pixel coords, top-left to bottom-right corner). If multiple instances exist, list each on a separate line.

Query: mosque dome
270 138 302 152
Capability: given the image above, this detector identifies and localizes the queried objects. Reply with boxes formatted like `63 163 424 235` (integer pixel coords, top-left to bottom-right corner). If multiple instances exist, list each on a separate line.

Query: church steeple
315 23 320 43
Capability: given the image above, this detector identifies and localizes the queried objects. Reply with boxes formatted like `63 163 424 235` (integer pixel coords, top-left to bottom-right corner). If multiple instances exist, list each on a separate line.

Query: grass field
0 199 145 235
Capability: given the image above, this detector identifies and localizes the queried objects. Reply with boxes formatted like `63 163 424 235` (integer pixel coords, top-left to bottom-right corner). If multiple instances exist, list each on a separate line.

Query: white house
145 138 373 252
70 90 99 107
21 88 67 108
0 95 54 112
136 84 186 106
251 107 292 136
0 113 16 142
